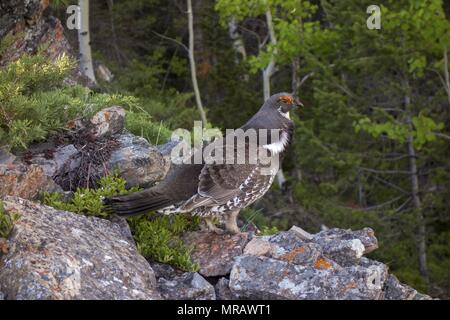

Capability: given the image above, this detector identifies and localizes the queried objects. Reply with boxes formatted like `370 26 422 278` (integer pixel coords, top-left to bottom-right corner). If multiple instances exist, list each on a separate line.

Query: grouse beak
293 98 304 110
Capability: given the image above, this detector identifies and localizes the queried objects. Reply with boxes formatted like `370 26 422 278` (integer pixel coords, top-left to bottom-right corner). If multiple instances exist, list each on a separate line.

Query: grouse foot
203 217 225 234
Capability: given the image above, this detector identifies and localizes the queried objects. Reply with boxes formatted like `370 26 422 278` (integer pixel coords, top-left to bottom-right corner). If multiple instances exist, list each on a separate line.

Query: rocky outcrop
0 106 170 199
0 0 73 66
0 196 160 300
0 196 432 300
225 228 431 300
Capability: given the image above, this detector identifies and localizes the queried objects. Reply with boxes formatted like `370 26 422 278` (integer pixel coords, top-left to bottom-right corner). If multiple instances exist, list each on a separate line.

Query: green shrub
128 214 201 272
43 173 200 271
43 172 140 217
0 52 172 150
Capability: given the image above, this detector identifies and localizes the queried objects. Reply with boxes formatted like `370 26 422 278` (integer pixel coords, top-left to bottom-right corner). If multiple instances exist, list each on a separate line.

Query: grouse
104 92 302 233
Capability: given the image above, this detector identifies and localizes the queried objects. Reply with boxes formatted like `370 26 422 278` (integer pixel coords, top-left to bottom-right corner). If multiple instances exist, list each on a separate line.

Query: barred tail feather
103 189 173 217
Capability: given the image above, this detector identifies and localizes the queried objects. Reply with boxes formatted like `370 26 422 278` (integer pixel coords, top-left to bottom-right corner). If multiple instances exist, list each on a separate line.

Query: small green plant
43 172 140 217
0 201 20 239
129 214 201 272
241 208 282 235
43 173 200 271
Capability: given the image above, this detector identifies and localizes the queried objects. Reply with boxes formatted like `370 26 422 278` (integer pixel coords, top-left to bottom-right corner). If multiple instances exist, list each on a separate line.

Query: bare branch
152 30 189 53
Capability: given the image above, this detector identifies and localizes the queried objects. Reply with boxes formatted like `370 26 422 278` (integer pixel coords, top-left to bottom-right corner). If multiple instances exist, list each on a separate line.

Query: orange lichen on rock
314 257 332 270
279 246 306 263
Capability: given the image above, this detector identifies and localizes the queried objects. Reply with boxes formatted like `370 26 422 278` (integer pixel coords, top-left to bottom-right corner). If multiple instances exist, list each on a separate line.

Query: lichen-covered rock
108 133 169 188
0 0 73 66
0 197 160 300
0 164 62 200
229 255 385 300
383 275 432 300
311 228 377 266
90 107 126 139
182 232 250 277
157 272 216 300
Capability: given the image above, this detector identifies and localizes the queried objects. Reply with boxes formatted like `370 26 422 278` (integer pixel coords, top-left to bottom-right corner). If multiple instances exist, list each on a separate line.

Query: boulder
0 164 62 200
215 277 238 300
108 133 169 188
229 255 385 300
230 226 428 300
90 106 126 139
157 272 216 300
383 274 432 300
182 232 250 277
0 197 160 300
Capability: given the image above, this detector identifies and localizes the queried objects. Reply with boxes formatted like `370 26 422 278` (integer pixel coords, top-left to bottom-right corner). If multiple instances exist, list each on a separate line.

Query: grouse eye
278 95 294 104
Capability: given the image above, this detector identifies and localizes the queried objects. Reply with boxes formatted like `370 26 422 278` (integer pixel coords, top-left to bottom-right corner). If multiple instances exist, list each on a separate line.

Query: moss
43 173 200 271
0 201 20 239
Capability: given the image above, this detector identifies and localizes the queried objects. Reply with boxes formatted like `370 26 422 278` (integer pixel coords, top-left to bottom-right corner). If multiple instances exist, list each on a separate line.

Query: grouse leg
224 210 241 234
204 216 225 234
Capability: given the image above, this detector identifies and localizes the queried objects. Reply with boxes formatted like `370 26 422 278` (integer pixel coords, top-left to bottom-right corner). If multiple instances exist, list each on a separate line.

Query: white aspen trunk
228 17 247 61
404 90 429 285
263 8 286 188
187 0 207 127
262 8 276 101
78 0 96 84
443 46 450 116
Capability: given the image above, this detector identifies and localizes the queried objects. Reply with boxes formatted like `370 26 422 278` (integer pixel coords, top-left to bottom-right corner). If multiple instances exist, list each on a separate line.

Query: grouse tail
103 189 173 217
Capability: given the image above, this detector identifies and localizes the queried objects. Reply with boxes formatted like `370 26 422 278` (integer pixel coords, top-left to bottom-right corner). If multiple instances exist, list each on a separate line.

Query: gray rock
0 291 4 300
311 228 374 266
243 237 272 257
157 272 216 300
229 255 386 300
0 148 16 165
215 278 239 300
383 274 432 300
108 133 169 188
182 232 250 277
90 107 126 138
26 144 79 177
0 197 160 300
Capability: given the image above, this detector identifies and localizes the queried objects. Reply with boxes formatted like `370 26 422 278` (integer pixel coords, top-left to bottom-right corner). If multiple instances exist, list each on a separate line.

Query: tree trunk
228 17 247 62
187 0 207 127
262 8 276 101
78 0 96 84
404 91 429 286
106 0 124 64
291 58 301 96
262 8 285 188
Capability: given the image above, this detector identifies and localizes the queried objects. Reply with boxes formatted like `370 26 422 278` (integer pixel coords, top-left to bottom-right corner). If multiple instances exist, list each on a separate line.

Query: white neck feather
263 131 290 154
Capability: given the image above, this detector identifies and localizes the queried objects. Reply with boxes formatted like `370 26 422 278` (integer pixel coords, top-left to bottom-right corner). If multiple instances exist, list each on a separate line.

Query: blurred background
1 0 449 298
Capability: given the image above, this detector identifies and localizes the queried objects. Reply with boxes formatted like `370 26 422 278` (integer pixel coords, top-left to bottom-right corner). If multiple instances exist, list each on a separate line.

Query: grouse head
243 92 303 131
